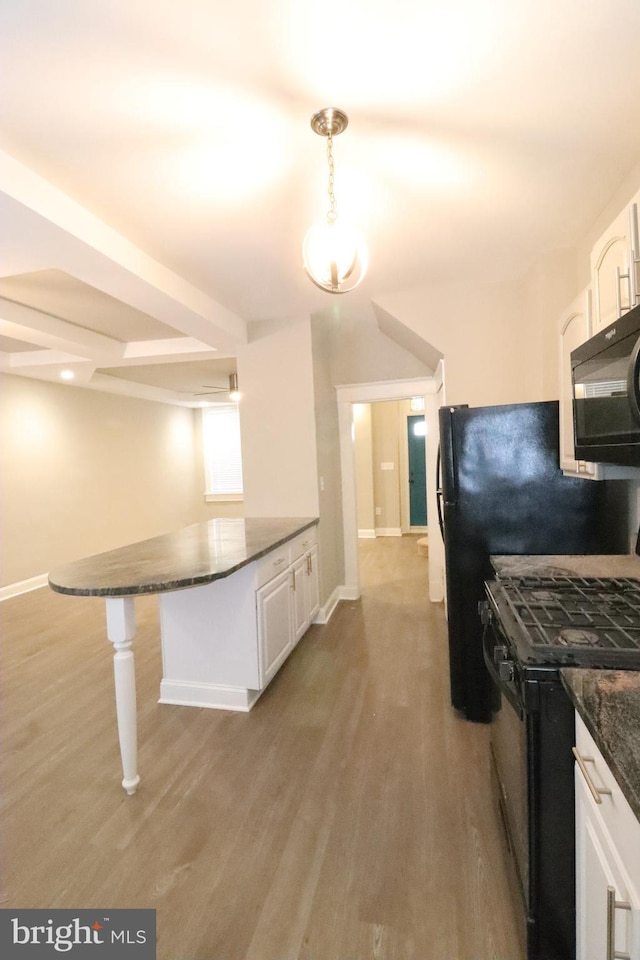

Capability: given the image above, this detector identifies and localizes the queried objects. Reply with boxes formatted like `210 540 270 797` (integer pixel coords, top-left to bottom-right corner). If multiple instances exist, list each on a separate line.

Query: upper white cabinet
559 188 640 479
559 289 598 477
575 714 640 960
590 191 640 332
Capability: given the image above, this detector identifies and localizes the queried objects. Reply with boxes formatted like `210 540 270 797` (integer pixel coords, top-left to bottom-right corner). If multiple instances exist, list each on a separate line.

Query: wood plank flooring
1 535 525 959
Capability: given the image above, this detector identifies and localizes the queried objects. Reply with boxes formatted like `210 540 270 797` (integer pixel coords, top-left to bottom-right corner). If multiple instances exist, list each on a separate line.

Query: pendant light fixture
302 108 368 294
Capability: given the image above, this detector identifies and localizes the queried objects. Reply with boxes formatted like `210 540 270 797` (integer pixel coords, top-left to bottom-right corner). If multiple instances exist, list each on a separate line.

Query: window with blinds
201 404 243 500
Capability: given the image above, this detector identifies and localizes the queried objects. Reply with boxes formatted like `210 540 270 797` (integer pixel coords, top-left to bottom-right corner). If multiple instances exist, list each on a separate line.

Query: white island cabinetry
256 528 319 684
160 523 319 712
575 713 640 960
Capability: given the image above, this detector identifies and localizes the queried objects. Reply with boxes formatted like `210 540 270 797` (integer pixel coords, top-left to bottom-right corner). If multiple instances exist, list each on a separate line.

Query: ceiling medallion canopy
302 108 368 295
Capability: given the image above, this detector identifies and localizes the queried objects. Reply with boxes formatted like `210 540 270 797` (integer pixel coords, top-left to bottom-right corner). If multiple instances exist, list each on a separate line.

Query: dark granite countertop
490 553 640 580
562 669 640 823
489 553 640 822
48 517 318 597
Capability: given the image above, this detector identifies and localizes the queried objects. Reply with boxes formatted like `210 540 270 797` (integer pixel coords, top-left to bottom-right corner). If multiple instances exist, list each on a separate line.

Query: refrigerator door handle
436 444 444 541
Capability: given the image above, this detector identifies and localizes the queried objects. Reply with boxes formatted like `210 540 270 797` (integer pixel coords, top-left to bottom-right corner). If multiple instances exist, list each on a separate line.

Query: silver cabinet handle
572 748 612 804
273 557 286 567
616 264 632 316
302 539 312 547
607 885 631 960
630 203 639 305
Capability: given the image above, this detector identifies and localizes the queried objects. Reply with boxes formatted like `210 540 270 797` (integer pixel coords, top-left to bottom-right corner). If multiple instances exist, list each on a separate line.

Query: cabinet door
559 292 599 478
256 570 293 686
291 556 309 644
591 199 640 331
306 544 320 622
576 769 640 960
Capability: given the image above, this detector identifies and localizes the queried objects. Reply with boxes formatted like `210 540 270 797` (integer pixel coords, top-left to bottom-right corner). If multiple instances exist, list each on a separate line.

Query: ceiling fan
194 385 229 396
194 372 240 400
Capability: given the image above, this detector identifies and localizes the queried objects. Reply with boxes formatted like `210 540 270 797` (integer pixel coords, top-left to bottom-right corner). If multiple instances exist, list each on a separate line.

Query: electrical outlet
375 507 381 516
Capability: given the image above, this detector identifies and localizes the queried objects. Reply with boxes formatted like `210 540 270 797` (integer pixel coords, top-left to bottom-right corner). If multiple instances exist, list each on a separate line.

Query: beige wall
0 373 229 586
373 280 529 407
371 401 402 533
355 399 425 537
310 317 346 605
353 404 375 535
237 318 319 518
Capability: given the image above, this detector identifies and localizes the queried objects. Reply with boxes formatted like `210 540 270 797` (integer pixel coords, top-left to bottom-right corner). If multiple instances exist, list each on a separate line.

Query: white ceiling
1 0 640 404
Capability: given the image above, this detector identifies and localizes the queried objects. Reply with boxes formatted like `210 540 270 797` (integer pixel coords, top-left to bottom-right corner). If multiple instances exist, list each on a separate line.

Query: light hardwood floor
1 535 525 960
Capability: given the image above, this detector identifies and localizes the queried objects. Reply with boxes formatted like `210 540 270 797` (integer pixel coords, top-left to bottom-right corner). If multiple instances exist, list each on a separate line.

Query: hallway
1 535 524 959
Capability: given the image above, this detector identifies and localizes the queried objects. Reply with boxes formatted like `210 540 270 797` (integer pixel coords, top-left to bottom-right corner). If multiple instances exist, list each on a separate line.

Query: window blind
202 404 243 497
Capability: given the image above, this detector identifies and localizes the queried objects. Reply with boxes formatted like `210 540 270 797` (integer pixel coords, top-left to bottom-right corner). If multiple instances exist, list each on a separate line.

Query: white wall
0 373 219 586
373 279 528 407
353 403 375 536
237 318 319 518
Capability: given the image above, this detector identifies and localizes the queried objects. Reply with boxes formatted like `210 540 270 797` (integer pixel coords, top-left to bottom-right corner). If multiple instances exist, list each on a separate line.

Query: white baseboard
313 587 341 624
339 584 361 601
159 679 262 712
374 527 402 537
409 526 428 534
0 573 49 601
357 529 376 539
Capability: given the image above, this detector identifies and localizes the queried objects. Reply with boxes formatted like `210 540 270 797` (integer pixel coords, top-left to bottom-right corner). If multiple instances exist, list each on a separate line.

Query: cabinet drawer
575 713 640 894
288 527 317 563
255 545 290 589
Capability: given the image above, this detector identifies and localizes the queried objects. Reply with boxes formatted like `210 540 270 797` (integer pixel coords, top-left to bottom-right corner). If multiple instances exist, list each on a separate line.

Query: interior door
408 414 427 527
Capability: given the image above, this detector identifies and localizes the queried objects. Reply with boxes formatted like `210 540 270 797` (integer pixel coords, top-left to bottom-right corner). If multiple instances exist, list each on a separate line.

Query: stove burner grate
495 575 640 665
557 628 602 647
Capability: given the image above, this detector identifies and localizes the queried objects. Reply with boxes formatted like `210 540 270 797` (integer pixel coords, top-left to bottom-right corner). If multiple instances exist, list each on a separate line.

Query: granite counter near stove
490 553 640 824
490 553 640 580
562 669 640 824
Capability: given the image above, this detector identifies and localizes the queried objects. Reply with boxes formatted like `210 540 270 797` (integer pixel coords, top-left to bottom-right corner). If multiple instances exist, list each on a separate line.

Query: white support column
105 597 140 795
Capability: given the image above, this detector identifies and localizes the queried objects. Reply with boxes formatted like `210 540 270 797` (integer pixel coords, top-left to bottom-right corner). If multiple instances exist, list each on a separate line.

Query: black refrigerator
437 400 629 723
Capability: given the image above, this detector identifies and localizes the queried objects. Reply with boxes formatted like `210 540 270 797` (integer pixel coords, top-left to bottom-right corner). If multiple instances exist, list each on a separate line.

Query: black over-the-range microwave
571 301 640 466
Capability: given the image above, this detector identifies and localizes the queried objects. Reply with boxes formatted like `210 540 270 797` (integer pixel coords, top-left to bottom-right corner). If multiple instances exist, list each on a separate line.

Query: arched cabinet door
590 193 640 332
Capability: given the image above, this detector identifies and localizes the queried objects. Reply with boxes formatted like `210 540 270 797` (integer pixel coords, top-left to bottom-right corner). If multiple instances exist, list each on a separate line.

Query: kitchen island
49 517 319 794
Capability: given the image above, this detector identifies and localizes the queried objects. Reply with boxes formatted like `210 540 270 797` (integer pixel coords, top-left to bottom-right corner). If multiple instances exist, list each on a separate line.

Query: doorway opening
337 368 445 604
408 413 427 530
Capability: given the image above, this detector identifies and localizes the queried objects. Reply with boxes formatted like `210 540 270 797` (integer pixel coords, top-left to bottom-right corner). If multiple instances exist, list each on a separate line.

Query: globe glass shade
302 220 368 293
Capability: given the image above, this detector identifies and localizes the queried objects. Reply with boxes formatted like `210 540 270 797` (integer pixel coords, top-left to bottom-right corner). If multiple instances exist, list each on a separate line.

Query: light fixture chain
326 132 337 223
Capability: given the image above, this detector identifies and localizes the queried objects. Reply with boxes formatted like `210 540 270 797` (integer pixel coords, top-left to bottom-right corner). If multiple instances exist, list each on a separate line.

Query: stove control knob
493 645 508 665
499 660 515 683
478 600 492 625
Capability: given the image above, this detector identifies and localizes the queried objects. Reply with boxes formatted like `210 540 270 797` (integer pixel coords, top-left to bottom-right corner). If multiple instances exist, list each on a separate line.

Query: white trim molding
0 573 49 601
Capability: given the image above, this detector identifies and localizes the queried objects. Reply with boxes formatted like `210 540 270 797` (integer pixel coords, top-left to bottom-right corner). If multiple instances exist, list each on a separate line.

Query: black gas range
486 574 640 669
481 574 640 960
